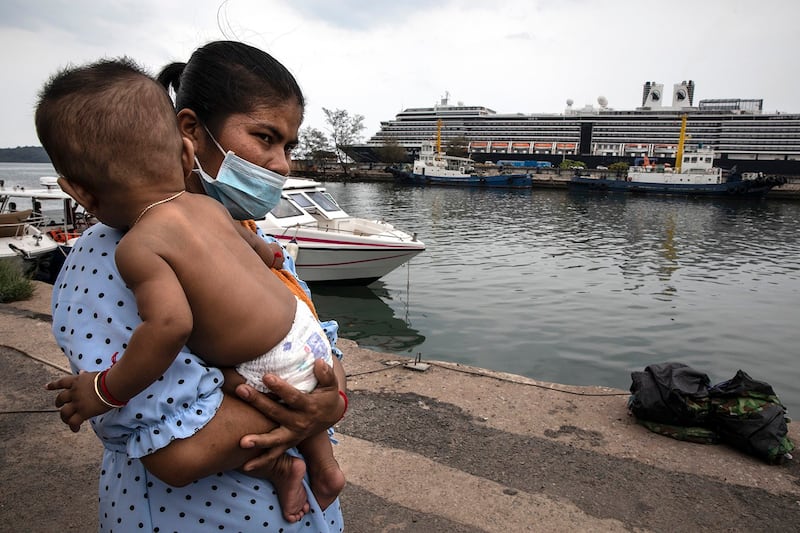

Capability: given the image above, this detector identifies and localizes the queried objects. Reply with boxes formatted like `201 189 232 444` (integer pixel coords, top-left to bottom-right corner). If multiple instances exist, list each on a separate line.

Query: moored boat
1 177 90 248
569 116 787 197
255 178 425 284
0 176 93 280
386 122 532 189
0 208 60 261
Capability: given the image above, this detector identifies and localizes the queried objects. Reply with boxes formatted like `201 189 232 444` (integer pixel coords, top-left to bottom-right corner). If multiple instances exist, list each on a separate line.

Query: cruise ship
355 81 800 176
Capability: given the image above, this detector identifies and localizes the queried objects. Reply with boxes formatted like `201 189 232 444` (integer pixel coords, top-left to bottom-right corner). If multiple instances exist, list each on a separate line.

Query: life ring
48 229 81 243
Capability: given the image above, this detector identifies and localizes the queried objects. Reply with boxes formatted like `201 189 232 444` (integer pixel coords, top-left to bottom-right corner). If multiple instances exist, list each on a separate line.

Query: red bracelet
99 369 128 407
337 390 348 421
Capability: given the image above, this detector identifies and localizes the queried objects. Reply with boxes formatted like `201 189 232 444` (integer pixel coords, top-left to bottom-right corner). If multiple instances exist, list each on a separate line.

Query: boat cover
629 362 794 464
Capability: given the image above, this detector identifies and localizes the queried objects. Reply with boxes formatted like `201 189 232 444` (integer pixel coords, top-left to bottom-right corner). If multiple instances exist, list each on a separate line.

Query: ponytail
156 62 186 96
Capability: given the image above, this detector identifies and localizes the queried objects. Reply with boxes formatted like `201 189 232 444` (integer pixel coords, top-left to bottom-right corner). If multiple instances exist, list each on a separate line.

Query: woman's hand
235 358 346 471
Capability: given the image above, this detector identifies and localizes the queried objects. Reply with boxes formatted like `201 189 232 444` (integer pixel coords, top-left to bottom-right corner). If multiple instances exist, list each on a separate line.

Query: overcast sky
1 0 798 148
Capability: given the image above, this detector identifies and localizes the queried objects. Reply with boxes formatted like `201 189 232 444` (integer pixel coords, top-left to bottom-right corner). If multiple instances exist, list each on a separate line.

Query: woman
49 41 345 531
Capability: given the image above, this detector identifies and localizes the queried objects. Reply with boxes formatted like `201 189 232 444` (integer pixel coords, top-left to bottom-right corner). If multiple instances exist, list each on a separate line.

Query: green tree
297 127 333 174
323 108 365 177
374 139 408 164
608 162 629 175
559 159 586 169
445 136 469 158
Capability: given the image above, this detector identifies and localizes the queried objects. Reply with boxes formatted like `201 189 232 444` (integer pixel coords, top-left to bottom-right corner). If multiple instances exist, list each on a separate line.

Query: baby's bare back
133 194 296 366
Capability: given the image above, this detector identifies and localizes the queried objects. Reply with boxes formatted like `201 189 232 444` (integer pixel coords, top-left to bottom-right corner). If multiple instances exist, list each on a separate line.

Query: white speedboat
0 208 59 261
255 178 425 284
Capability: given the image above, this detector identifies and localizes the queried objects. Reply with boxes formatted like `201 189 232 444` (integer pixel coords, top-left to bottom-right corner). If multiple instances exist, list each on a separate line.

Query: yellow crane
675 114 687 173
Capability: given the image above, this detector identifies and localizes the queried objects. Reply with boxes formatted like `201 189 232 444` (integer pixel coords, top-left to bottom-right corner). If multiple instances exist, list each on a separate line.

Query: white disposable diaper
236 297 333 393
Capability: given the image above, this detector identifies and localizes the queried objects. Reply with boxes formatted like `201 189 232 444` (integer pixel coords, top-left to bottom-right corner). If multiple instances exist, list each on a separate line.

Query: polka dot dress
52 224 344 532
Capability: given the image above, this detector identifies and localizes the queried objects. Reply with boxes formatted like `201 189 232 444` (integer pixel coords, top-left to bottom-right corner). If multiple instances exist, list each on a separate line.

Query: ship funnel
642 82 664 108
672 81 694 108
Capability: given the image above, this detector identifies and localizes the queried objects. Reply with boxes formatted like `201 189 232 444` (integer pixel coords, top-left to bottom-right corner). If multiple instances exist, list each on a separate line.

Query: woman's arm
140 392 275 486
139 357 345 483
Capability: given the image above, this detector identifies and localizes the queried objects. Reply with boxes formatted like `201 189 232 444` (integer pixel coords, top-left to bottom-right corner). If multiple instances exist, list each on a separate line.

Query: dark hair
35 57 182 191
157 40 305 133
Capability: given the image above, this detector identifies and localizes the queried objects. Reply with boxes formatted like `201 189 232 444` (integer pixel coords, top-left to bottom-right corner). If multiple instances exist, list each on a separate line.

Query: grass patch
0 259 35 302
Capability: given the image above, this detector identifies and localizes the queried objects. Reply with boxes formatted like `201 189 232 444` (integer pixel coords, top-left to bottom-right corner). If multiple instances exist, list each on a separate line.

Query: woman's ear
176 108 201 150
57 177 98 214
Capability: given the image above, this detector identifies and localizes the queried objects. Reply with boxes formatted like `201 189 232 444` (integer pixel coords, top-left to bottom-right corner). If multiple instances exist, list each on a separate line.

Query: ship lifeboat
470 141 488 152
491 142 509 153
653 144 676 153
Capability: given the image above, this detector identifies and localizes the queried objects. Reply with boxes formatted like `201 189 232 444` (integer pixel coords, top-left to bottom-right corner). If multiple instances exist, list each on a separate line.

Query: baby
37 57 344 522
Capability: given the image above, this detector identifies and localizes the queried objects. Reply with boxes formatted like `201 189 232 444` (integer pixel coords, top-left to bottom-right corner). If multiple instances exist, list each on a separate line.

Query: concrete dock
1 282 799 532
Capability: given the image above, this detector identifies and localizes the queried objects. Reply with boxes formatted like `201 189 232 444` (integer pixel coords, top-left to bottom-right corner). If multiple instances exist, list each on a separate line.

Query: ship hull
569 175 784 197
387 167 532 189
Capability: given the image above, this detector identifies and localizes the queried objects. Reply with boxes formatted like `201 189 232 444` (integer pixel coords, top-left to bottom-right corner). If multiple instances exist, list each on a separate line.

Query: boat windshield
268 197 304 219
306 191 340 212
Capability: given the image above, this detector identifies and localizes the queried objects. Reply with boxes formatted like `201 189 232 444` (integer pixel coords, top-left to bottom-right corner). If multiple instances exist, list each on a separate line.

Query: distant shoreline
0 146 50 164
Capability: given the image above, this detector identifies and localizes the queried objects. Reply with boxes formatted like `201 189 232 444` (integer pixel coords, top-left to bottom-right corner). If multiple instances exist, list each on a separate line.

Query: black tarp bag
629 363 794 464
709 370 794 464
628 362 711 426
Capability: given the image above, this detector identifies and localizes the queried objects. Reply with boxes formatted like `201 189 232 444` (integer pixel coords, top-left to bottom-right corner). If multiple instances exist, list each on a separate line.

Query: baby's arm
102 238 193 405
234 222 285 270
47 240 192 430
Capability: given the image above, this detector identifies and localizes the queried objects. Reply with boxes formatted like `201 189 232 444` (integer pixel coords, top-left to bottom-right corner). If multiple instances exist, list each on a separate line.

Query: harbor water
317 181 800 417
3 163 800 415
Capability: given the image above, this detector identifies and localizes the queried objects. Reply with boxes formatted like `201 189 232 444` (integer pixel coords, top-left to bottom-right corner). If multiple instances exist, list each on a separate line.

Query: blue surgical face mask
194 127 287 220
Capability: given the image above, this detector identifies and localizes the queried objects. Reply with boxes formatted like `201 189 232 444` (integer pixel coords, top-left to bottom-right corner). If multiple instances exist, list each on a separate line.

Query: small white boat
0 177 92 283
0 177 88 251
255 178 425 284
0 208 59 260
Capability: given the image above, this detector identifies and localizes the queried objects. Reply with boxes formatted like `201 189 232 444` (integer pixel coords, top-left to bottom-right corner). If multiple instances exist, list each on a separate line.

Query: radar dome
597 96 608 107
566 99 574 106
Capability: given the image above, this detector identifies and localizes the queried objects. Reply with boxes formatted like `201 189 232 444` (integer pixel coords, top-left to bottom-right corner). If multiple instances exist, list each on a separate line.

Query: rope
346 358 629 398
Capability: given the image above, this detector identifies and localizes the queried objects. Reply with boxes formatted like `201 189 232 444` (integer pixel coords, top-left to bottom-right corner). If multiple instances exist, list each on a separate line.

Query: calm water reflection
3 165 798 414
319 182 800 415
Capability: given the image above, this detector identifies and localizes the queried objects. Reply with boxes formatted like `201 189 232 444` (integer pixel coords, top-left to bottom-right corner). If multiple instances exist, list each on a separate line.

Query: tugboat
569 115 786 197
386 121 532 189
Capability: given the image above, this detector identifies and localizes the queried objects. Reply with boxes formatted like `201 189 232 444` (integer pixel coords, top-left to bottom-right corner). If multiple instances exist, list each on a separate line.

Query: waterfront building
356 82 800 175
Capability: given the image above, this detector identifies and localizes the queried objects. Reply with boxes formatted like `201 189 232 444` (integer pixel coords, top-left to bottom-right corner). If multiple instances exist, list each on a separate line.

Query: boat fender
286 239 299 261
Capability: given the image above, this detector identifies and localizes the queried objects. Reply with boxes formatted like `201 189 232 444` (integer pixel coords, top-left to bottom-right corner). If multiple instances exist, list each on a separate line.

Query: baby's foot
270 454 310 522
308 456 346 511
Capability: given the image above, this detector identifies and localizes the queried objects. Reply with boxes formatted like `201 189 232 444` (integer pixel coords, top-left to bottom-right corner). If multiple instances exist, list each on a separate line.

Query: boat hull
388 167 532 189
267 233 425 284
256 178 425 284
569 175 784 197
1 233 60 260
